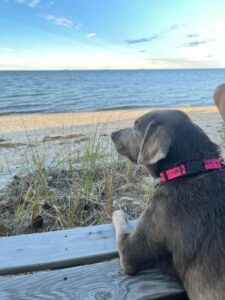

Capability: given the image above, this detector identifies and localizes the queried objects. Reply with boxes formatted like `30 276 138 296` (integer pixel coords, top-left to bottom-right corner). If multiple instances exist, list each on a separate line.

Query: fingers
214 84 225 122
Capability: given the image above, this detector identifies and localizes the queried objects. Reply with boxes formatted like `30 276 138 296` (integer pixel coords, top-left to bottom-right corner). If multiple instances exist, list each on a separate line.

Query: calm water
0 69 225 114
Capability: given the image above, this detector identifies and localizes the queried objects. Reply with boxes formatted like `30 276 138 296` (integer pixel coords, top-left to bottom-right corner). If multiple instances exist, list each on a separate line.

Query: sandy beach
0 105 219 133
0 105 224 189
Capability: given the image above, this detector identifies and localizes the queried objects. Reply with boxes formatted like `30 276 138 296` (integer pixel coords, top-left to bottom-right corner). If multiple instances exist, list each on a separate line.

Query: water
0 69 225 114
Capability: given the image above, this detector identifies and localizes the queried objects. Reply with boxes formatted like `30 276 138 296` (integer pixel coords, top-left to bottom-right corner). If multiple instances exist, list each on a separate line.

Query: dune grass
0 122 154 236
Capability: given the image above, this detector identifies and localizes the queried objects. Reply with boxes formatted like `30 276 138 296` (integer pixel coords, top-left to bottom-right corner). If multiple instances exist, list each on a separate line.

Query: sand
0 105 224 189
0 106 219 133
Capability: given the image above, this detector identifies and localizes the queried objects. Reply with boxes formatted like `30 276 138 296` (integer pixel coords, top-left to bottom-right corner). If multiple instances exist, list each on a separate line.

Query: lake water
0 69 225 114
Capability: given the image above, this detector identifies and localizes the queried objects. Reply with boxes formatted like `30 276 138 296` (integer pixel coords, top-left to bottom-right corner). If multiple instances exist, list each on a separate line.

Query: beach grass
0 121 154 236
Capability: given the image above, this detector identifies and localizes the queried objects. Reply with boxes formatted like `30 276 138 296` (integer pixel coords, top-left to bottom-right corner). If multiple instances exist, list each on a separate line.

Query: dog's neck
157 157 225 183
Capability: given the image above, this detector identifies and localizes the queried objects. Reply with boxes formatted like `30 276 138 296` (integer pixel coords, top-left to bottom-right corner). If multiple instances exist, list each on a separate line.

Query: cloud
180 39 215 47
0 48 13 52
86 33 97 38
185 40 208 47
124 35 159 44
186 34 200 38
15 0 40 7
167 24 179 31
29 0 39 7
0 63 29 70
146 57 216 67
139 50 147 53
43 14 79 29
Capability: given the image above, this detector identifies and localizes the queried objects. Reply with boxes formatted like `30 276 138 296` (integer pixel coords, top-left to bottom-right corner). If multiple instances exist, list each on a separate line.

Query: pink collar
160 158 225 183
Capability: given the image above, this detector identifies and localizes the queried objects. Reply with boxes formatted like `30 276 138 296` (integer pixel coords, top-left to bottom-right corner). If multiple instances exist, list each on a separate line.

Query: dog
111 105 225 300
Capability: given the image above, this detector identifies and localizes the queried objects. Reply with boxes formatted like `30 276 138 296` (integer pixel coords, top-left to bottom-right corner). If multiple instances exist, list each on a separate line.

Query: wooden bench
0 220 187 299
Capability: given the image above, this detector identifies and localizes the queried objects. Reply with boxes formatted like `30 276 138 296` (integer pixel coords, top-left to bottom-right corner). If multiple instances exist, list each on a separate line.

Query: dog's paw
112 210 128 226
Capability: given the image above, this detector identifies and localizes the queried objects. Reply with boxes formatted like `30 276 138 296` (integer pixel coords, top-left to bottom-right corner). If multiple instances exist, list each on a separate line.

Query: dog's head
111 110 220 177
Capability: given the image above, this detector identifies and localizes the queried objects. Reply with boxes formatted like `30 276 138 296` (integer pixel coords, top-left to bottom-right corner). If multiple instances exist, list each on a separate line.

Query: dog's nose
111 131 119 141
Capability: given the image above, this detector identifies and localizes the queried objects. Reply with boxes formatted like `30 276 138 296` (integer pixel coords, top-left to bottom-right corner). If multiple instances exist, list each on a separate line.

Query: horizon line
0 67 225 72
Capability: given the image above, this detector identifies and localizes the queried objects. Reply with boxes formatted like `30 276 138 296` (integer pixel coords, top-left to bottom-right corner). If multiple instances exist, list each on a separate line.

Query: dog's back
155 170 225 300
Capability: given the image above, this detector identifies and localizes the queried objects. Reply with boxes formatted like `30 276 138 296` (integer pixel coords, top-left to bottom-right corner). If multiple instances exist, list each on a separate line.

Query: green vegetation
0 124 154 236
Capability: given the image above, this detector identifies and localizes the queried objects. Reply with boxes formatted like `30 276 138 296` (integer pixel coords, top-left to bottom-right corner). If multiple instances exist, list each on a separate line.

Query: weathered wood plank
0 221 137 275
0 259 186 300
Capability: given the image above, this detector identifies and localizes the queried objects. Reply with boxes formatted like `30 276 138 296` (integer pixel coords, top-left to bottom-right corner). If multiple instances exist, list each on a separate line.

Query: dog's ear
137 121 171 165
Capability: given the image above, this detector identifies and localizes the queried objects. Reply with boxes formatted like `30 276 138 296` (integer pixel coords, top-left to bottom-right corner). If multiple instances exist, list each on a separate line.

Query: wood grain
0 259 186 300
0 221 137 275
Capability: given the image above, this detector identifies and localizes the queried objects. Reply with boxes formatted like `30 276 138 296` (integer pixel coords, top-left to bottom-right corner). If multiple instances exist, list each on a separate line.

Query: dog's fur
111 109 225 300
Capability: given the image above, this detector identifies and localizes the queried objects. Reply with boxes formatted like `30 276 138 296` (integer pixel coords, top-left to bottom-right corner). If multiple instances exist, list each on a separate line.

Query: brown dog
111 108 225 300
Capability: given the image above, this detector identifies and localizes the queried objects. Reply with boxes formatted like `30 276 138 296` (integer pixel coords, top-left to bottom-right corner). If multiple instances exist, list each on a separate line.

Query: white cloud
0 48 13 52
86 33 97 38
29 0 39 7
15 0 40 7
44 14 78 29
146 57 217 68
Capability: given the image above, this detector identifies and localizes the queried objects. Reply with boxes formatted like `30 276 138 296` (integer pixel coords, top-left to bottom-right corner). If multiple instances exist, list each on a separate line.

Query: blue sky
0 0 225 70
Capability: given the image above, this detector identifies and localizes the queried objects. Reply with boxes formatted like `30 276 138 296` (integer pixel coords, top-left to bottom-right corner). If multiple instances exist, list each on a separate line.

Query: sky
0 0 225 70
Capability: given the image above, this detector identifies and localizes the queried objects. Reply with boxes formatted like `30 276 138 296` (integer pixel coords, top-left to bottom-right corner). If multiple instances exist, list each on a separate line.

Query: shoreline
0 104 224 190
0 105 219 133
